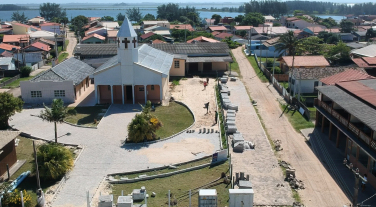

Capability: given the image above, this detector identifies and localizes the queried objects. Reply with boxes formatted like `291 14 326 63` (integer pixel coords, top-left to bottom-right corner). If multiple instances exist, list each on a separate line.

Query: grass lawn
280 104 314 131
245 54 269 83
112 161 230 207
308 107 316 121
58 52 69 63
57 40 69 53
5 76 34 88
65 106 108 127
229 51 240 76
115 157 212 179
152 102 194 139
9 137 58 207
0 77 11 83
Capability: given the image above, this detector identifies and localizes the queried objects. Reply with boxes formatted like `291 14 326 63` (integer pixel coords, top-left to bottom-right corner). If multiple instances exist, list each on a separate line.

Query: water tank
198 189 217 207
229 189 254 207
98 195 113 207
117 196 133 207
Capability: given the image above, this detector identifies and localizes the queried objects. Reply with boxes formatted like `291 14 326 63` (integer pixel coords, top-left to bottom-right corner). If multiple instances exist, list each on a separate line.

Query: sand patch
138 138 214 164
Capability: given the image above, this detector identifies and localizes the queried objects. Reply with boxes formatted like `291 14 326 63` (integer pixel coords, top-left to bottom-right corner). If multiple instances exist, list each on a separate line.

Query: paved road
226 80 293 205
232 47 350 206
10 104 219 207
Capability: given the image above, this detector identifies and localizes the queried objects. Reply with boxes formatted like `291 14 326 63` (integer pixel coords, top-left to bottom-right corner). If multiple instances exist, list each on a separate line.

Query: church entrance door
124 85 133 104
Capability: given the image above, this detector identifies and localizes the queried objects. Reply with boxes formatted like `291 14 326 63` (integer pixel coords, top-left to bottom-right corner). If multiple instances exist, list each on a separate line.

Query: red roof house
24 42 51 52
320 69 375 85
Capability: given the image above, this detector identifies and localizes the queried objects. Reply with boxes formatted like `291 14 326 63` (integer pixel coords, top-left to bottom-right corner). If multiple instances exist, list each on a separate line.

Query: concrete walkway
10 104 220 207
226 80 293 205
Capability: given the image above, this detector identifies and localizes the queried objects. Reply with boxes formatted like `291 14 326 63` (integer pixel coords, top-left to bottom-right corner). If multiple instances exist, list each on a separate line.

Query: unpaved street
66 31 77 58
232 47 350 206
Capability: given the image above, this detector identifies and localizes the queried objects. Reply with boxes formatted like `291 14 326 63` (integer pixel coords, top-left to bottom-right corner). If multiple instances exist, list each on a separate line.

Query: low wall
1 74 20 87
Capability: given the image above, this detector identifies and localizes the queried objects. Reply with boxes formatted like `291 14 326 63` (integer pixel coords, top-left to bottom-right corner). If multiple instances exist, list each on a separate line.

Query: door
126 86 133 101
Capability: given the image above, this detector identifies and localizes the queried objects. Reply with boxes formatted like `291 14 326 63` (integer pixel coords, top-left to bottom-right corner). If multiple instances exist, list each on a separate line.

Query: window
31 91 42 98
174 60 180 68
139 86 144 91
151 85 154 90
351 141 357 158
358 148 369 168
54 90 65 97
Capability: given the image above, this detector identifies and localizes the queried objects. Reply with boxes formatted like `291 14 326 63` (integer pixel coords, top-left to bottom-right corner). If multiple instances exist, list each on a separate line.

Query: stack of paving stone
225 110 237 134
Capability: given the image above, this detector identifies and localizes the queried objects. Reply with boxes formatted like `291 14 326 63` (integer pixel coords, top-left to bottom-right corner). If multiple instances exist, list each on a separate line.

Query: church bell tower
117 17 139 66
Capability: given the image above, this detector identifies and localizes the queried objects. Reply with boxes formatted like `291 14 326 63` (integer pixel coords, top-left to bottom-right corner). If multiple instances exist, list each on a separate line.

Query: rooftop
38 38 55 46
3 35 29 43
25 42 51 51
187 36 219 43
0 131 20 149
29 30 55 38
82 33 105 41
293 67 364 80
263 37 280 47
85 26 105 36
234 26 253 31
351 44 376 57
252 26 288 35
136 44 174 76
1 51 13 57
107 30 118 38
320 69 375 85
0 57 14 66
142 20 169 25
281 56 330 67
31 57 95 85
140 32 156 39
152 39 166 44
40 22 60 26
209 26 227 31
74 44 117 56
150 42 230 56
170 24 194 31
0 43 20 51
214 33 233 39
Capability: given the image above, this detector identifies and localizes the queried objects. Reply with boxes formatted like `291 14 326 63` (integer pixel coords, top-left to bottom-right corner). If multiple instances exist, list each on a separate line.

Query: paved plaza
10 104 220 207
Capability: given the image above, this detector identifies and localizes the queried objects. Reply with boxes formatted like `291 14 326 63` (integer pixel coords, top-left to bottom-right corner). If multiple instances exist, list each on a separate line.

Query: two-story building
315 77 376 189
40 22 61 35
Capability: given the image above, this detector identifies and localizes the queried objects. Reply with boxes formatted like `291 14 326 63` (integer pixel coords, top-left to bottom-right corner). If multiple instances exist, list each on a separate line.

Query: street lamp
343 158 367 207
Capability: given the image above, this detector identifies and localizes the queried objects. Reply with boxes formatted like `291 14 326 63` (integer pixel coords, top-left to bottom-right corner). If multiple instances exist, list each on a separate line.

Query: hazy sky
2 0 365 4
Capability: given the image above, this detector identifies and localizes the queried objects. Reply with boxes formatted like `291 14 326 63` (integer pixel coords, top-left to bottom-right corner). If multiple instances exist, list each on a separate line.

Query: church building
93 18 174 104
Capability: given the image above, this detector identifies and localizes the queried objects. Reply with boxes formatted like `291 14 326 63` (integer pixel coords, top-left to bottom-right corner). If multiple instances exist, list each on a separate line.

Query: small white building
20 57 94 104
93 17 173 105
0 57 16 70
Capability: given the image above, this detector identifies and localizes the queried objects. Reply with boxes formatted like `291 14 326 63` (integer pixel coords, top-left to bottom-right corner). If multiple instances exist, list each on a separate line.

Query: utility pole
272 52 276 85
343 158 367 207
34 141 45 207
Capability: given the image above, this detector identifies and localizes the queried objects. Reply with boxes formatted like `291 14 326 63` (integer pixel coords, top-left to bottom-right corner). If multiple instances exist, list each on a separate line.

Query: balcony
315 99 376 152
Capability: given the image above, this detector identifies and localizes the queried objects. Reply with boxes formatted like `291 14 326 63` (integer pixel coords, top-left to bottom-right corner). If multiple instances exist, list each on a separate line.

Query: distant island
113 2 128 6
0 4 29 11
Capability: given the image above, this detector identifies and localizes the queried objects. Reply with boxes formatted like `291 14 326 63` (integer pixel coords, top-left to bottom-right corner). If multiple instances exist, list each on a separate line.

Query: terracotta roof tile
1 51 13 57
152 39 166 44
26 42 51 51
337 80 376 107
107 30 118 38
170 24 194 31
362 57 376 65
234 26 253 31
187 36 219 43
321 69 375 85
3 35 29 43
282 56 330 67
214 33 233 39
82 33 105 42
140 32 156 39
85 26 104 36
0 43 20 51
209 26 227 31
211 31 220 36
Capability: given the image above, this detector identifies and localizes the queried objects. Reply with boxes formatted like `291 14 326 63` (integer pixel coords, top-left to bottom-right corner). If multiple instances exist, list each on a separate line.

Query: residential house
0 23 13 35
347 18 364 26
360 15 376 22
315 78 376 190
29 30 56 41
345 14 355 19
279 56 330 73
251 26 288 37
247 37 284 57
351 44 376 58
40 22 61 35
221 17 234 24
170 24 194 32
290 67 363 95
2 35 29 47
0 57 16 70
214 33 233 41
282 17 314 30
81 34 106 44
93 18 173 104
151 42 232 76
144 26 170 36
88 17 101 22
24 42 51 58
140 32 156 41
320 69 375 86
152 39 166 44
98 21 119 29
74 44 118 59
233 26 253 34
346 42 366 50
0 43 20 54
353 31 367 41
264 16 275 23
38 38 56 49
208 26 228 33
339 33 356 42
83 20 99 30
187 36 219 43
85 27 108 37
11 22 39 35
107 30 118 44
352 57 376 76
203 19 215 27
28 16 45 26
302 26 329 36
0 51 13 58
20 57 94 104
0 131 19 180
141 21 170 30
14 52 43 67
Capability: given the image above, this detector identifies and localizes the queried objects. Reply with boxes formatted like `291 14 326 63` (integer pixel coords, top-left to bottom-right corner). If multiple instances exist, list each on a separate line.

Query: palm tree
275 31 300 98
34 143 73 180
39 99 68 143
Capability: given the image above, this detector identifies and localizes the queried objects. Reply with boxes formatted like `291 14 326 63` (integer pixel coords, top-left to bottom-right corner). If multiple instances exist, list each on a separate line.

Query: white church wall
94 65 122 86
133 64 163 86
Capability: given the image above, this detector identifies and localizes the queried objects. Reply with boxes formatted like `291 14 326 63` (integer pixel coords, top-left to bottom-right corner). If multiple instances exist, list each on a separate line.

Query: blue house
246 37 285 57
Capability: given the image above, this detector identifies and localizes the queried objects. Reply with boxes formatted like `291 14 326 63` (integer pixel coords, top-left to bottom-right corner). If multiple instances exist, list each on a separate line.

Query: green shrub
34 143 74 180
1 189 33 207
172 79 180 86
67 108 77 115
20 66 32 77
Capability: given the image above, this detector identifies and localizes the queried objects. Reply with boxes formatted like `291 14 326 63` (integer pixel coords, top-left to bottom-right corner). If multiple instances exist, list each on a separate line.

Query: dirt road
66 31 77 58
232 47 350 206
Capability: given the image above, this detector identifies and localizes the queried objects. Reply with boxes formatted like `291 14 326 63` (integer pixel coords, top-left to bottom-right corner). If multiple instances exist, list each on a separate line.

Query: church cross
132 37 137 48
117 38 120 47
122 38 130 49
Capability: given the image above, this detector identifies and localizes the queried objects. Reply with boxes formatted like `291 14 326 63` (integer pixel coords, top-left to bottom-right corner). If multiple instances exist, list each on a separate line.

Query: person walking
362 174 368 191
204 102 210 114
206 77 209 84
204 81 208 90
215 110 218 124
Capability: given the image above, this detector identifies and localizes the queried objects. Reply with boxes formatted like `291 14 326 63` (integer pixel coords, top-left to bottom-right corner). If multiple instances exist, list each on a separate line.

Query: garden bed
64 106 108 127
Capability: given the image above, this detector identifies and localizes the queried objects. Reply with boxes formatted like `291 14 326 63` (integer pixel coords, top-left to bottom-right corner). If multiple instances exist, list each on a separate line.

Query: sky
2 0 369 4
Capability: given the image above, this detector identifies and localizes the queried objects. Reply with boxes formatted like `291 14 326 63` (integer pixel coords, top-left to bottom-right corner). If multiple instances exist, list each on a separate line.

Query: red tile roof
0 43 20 51
85 26 104 36
170 24 194 31
140 32 156 39
209 26 227 31
214 33 233 39
211 31 220 36
38 38 55 46
1 50 13 57
286 17 299 21
26 42 51 51
352 58 376 68
337 80 376 107
281 56 330 67
12 22 40 31
3 35 29 43
82 33 105 41
107 30 118 38
187 36 220 43
320 69 375 85
88 17 101 22
152 39 166 44
362 57 376 65
234 26 253 31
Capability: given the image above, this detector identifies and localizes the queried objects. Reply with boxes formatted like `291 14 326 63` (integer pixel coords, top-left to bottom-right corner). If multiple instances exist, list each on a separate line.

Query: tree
20 66 32 77
324 41 351 64
11 11 27 23
0 93 23 130
275 31 299 56
366 28 376 41
39 99 69 143
221 37 242 49
35 143 73 180
126 7 142 23
296 36 323 55
212 14 221 25
339 20 354 33
117 13 125 21
70 15 88 38
273 22 282 27
319 17 338 28
293 10 305 16
241 12 265 27
143 13 155 21
39 3 67 21
101 16 114 21
318 31 339 44
127 101 162 143
234 15 244 23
